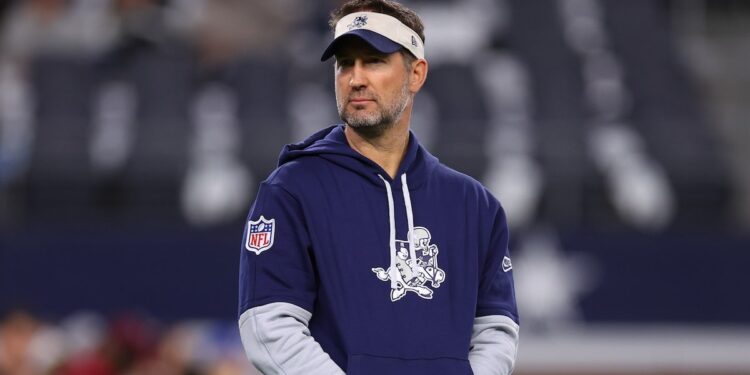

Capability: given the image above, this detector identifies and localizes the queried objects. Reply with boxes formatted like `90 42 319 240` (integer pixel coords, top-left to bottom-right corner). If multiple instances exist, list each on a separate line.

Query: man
238 1 519 373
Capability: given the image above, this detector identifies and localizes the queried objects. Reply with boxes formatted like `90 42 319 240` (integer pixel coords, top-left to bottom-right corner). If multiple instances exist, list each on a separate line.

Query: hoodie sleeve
469 315 519 375
476 205 518 320
239 183 345 373
239 182 316 317
239 302 345 375
470 204 520 374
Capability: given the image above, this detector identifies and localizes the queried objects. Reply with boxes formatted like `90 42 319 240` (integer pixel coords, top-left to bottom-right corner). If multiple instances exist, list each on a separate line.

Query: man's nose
349 61 367 88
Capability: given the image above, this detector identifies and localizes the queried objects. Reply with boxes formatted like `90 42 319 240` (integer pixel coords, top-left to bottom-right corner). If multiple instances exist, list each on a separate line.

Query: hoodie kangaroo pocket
346 354 473 375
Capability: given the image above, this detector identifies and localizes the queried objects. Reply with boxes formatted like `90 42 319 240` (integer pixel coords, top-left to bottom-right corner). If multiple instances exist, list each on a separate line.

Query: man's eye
336 59 353 67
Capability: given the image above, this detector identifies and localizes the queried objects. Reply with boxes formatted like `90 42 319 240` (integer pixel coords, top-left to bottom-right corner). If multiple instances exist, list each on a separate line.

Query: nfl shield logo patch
245 216 275 255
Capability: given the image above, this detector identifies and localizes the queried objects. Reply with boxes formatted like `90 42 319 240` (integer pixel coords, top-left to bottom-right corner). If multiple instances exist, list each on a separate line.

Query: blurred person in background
237 0 518 374
0 310 39 375
0 309 66 375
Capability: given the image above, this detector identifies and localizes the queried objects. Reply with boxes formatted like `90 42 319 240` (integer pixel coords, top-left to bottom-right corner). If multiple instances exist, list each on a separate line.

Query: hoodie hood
279 125 439 291
278 125 436 188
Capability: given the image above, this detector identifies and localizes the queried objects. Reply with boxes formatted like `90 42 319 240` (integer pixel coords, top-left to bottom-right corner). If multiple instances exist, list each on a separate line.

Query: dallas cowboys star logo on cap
347 14 368 30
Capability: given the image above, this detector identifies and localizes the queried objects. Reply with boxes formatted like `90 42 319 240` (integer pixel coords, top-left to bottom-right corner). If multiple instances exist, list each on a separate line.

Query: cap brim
320 29 403 61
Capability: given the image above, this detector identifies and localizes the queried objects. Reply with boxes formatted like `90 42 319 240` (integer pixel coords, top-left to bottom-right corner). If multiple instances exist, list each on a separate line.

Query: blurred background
1 0 749 374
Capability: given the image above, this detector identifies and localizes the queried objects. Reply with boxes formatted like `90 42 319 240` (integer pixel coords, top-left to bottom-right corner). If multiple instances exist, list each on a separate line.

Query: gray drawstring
401 174 418 275
379 173 418 284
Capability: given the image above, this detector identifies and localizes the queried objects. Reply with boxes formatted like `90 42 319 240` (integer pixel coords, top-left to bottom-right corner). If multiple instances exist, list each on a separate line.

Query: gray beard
337 82 410 139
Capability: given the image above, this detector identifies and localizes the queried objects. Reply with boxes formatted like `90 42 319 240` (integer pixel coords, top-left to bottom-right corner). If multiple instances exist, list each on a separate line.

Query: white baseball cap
321 11 424 61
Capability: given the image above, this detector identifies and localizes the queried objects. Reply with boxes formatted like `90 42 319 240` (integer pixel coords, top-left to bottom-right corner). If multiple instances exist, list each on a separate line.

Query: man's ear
408 59 428 94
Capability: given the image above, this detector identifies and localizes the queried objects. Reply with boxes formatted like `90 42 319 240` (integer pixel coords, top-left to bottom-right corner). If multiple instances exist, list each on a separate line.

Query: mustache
348 90 377 101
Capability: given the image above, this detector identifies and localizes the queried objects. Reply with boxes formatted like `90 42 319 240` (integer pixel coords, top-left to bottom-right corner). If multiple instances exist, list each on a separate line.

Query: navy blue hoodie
239 125 518 373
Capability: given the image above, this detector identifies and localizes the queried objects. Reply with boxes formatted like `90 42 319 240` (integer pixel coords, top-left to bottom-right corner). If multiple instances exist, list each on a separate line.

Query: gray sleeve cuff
469 314 520 375
238 302 345 375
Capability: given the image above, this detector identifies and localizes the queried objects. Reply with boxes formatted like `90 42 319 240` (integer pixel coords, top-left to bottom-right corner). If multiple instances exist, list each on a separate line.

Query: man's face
334 37 412 133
